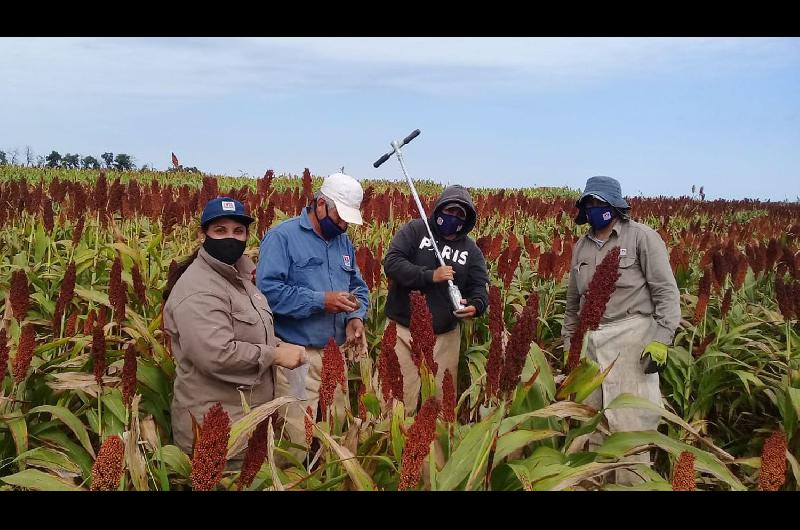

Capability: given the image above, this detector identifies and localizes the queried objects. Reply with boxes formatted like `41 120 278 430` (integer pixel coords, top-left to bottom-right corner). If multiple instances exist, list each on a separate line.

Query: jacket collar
586 219 628 246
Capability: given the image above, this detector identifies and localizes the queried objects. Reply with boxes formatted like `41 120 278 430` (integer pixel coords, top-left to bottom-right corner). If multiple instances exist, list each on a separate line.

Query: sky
1 37 799 201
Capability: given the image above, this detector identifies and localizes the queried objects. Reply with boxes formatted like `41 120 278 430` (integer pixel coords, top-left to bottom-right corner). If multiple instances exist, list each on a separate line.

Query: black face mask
203 237 246 265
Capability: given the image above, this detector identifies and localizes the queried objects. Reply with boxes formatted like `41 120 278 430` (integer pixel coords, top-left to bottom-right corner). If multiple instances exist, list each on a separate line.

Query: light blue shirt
256 208 369 348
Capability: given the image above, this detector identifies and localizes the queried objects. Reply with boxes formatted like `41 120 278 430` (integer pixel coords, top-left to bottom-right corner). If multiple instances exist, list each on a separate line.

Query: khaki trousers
273 347 350 460
584 314 663 486
375 321 461 413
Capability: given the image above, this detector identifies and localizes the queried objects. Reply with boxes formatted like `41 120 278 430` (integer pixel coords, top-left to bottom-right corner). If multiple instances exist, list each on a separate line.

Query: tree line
0 147 139 171
0 147 200 173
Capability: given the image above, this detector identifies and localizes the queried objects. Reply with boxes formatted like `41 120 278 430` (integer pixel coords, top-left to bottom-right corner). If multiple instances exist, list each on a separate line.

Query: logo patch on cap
221 201 236 211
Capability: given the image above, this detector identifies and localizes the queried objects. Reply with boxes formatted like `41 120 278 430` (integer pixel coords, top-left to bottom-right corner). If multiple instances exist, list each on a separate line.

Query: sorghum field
1 166 798 491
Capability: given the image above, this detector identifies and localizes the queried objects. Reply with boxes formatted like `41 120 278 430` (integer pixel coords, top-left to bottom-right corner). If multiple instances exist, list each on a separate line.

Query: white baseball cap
320 172 364 225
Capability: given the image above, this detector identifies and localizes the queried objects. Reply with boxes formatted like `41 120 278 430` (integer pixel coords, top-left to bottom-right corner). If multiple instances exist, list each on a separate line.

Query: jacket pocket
231 310 264 344
617 256 641 288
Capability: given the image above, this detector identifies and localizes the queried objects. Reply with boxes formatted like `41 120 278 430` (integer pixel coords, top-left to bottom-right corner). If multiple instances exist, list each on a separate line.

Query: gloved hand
640 341 669 374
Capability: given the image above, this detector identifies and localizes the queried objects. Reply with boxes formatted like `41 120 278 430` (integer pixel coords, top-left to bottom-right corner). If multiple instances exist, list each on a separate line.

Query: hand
345 318 368 361
274 342 308 369
453 298 477 319
432 266 455 283
640 341 669 374
324 291 360 314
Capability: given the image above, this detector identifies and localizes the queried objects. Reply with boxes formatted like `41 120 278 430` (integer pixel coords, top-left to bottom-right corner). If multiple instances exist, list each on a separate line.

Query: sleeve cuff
470 298 486 316
255 344 277 382
314 291 326 312
423 269 435 285
653 325 675 346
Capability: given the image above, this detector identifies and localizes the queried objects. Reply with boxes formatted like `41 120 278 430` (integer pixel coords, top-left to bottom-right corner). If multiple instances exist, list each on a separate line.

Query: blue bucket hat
200 197 254 229
574 176 630 225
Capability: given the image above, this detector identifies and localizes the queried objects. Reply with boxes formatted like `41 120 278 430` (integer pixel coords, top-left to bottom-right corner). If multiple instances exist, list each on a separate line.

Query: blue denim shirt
256 208 369 348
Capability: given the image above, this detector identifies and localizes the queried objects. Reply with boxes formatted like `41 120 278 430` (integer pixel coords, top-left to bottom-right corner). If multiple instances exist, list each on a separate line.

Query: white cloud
1 37 798 103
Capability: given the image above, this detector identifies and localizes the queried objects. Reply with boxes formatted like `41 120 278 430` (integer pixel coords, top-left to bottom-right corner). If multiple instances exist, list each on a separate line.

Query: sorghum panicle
90 435 125 491
236 418 270 491
671 451 696 491
13 324 36 383
567 247 621 373
377 320 403 403
398 398 441 490
319 337 346 419
191 402 231 491
409 291 437 375
10 270 30 321
759 431 787 491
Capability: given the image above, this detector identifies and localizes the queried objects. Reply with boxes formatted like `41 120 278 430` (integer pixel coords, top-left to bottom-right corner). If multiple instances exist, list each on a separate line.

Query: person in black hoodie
382 185 489 412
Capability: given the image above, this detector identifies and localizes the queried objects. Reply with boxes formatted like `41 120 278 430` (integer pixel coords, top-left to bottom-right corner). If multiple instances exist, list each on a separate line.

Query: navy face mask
316 205 345 240
436 212 465 236
586 206 614 230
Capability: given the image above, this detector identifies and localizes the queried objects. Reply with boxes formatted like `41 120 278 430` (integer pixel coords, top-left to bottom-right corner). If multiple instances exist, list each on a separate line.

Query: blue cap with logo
200 197 255 229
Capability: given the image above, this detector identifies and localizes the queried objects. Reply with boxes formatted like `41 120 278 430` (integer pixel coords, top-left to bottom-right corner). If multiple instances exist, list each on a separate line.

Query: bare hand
274 342 308 369
324 291 359 314
453 299 477 319
432 266 455 283
344 318 368 361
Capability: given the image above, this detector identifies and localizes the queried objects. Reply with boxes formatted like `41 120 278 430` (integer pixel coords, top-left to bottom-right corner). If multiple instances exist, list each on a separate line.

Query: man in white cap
257 172 369 455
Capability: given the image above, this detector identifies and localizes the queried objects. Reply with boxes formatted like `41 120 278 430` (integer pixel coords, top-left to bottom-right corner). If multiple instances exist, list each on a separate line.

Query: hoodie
383 185 490 335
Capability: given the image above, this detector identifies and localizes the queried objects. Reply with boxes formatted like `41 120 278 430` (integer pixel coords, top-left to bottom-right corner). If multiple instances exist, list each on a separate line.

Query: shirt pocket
334 263 356 291
575 261 593 295
617 256 641 289
291 256 324 286
231 309 264 344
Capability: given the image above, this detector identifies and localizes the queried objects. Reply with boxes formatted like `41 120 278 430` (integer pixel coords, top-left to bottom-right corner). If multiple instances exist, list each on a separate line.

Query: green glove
641 341 669 374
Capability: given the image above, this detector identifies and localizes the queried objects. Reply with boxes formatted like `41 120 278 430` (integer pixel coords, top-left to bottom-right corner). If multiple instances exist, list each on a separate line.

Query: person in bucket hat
563 176 680 485
256 172 370 459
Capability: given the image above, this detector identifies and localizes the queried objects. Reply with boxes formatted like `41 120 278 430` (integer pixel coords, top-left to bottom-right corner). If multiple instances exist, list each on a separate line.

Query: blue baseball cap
200 197 254 229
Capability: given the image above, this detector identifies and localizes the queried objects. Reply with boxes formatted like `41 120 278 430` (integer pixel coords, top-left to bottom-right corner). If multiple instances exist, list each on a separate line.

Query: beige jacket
562 219 681 352
164 247 278 454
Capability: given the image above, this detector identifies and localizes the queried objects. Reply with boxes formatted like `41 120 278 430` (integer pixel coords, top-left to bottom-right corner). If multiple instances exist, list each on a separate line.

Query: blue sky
2 37 799 200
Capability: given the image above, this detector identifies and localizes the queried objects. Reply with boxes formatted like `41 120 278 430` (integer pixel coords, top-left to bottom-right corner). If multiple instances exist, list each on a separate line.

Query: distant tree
35 155 45 167
9 148 20 165
45 151 62 168
101 152 114 168
81 155 101 170
25 146 35 167
62 153 80 169
0 150 6 165
113 153 135 171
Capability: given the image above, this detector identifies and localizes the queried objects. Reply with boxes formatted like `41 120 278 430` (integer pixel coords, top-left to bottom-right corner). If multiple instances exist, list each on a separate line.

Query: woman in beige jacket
163 197 307 455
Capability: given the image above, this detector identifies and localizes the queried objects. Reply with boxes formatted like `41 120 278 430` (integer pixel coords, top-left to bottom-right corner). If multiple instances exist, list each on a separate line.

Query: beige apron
584 314 662 485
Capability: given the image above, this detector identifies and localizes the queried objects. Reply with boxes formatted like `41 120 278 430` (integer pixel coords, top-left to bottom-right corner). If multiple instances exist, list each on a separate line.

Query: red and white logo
343 255 351 267
221 201 236 211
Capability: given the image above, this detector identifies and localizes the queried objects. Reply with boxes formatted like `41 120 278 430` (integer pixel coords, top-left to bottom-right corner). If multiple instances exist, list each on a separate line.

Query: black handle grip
403 129 421 145
373 152 391 168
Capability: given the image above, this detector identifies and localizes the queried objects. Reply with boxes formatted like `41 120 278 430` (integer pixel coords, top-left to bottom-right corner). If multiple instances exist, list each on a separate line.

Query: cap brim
576 192 629 209
202 214 254 228
333 201 363 225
